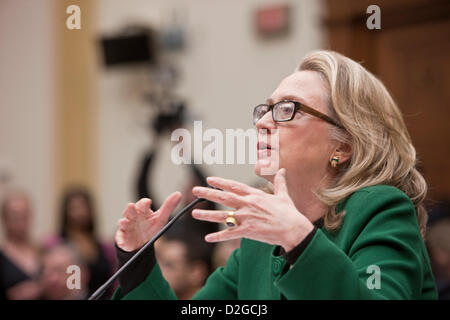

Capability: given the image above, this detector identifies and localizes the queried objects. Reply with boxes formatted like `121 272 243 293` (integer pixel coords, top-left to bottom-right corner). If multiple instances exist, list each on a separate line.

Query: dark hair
164 214 218 275
427 200 450 227
59 187 96 239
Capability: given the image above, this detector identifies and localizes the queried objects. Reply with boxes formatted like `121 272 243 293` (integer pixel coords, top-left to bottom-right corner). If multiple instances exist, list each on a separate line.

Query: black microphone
88 185 220 300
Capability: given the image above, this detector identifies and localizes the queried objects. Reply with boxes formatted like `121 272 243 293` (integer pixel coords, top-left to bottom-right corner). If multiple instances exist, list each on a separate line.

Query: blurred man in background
427 201 450 299
40 244 90 300
155 215 217 299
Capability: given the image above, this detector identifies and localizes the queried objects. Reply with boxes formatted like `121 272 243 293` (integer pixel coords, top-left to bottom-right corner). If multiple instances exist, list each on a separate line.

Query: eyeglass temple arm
297 103 344 129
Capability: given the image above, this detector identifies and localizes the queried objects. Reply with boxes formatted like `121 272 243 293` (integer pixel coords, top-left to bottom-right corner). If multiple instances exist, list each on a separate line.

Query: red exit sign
255 4 290 37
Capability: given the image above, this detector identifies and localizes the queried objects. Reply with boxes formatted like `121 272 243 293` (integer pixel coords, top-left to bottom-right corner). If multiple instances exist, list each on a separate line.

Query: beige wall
0 0 55 241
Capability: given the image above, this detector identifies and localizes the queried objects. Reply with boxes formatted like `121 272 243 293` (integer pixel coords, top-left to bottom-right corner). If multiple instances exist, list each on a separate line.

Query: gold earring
331 156 339 168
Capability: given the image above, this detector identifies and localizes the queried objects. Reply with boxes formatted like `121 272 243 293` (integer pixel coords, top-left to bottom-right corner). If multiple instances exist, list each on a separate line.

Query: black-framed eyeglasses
253 100 344 129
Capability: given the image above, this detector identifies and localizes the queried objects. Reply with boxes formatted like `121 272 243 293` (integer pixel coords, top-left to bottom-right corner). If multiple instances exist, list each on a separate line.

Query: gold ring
225 211 237 227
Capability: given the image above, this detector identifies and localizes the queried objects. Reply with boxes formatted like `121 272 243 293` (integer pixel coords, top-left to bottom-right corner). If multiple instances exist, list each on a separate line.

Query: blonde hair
297 50 428 237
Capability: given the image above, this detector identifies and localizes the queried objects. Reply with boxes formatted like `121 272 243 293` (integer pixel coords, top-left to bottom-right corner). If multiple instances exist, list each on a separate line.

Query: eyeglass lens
253 102 296 125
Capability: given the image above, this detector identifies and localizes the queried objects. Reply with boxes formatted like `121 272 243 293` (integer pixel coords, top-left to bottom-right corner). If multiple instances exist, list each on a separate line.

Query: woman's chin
254 160 277 182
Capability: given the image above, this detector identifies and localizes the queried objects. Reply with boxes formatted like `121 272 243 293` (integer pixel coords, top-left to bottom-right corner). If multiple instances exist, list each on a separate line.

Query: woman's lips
257 142 273 157
257 142 272 150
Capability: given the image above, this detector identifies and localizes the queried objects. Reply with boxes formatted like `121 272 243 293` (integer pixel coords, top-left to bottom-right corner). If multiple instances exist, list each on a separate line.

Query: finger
192 186 244 208
192 209 235 224
135 198 152 214
117 217 130 231
156 191 182 222
273 168 288 196
123 203 138 220
115 229 125 244
115 230 132 252
204 228 243 243
206 177 259 196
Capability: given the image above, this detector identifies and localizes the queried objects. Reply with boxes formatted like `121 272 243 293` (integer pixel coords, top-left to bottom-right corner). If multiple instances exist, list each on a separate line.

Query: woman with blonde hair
112 50 437 299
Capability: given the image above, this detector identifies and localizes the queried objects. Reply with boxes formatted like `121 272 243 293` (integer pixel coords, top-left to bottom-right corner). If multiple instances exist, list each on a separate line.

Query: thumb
156 191 182 222
135 198 152 214
273 168 288 196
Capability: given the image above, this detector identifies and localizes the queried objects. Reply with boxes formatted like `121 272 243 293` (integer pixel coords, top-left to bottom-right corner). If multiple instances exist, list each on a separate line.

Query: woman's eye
279 105 292 115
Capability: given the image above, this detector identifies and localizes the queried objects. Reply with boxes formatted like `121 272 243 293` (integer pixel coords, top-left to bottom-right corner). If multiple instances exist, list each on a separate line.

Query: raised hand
115 192 182 252
192 168 314 252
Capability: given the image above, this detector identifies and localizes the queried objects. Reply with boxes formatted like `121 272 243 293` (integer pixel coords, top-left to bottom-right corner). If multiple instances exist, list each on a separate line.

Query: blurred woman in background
43 188 116 298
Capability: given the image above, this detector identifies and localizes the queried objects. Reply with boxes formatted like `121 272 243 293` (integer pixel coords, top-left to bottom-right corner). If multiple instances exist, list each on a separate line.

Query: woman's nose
255 110 276 131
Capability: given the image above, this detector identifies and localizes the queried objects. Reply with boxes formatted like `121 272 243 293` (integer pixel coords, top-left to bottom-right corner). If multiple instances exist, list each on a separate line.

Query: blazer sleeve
274 187 436 299
111 262 178 300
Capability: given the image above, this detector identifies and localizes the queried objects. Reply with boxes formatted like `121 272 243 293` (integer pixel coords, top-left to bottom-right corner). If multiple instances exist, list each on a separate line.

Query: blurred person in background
212 238 241 270
155 215 217 299
43 188 116 298
0 191 42 300
39 243 90 300
426 201 450 299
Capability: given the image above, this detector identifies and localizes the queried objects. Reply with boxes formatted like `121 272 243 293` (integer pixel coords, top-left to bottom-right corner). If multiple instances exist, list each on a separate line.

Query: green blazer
112 185 437 299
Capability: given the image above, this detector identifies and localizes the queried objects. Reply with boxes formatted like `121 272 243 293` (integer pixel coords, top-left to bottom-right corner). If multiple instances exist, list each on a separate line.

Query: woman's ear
332 142 353 166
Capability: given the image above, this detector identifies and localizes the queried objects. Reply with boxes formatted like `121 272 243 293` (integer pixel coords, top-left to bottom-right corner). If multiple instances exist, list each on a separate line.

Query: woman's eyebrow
266 95 308 105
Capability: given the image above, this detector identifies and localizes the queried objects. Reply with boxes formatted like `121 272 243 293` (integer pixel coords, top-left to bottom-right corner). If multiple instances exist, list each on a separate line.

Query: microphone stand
88 196 207 300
